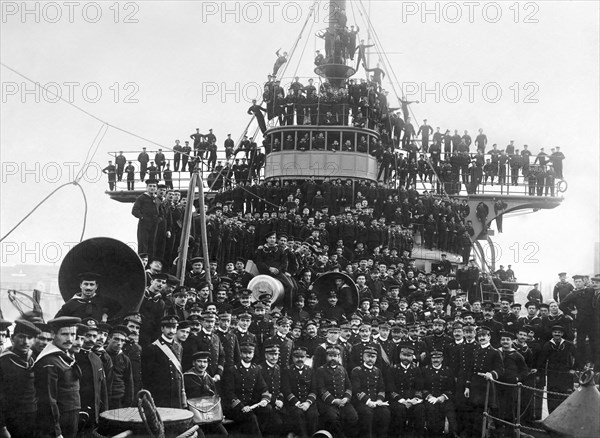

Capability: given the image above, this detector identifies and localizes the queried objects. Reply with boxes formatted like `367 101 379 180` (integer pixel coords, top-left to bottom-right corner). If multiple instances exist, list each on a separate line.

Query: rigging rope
356 1 451 203
0 122 106 244
0 181 89 243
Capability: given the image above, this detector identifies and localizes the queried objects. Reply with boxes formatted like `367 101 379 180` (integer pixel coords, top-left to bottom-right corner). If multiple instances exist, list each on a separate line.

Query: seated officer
386 343 425 438
223 341 272 438
315 344 358 438
282 345 318 438
351 344 391 438
422 350 457 437
258 342 284 437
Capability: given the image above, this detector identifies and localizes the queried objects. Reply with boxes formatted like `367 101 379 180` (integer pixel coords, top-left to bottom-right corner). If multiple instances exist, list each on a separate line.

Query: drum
97 407 193 437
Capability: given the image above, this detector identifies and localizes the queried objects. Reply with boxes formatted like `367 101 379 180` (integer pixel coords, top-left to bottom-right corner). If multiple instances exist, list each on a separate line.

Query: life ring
557 179 568 193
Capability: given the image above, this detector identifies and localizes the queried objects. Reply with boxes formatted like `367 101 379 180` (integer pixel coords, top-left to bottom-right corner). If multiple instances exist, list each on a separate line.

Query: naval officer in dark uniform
351 344 391 438
223 341 272 438
0 320 41 438
282 345 318 438
34 317 82 438
315 344 358 438
462 325 504 438
421 350 457 438
131 179 160 257
141 315 186 409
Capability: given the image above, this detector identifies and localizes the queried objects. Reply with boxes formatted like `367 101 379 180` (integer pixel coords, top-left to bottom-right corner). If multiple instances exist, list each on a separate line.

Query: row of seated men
0 297 580 438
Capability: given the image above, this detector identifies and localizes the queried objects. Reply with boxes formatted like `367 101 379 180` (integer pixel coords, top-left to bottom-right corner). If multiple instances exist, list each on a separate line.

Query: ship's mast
313 0 356 88
366 0 371 68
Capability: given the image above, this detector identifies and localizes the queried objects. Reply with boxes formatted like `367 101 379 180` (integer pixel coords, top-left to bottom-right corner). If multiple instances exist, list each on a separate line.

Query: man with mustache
55 272 120 323
282 345 318 438
34 316 82 438
461 325 504 438
141 315 186 409
315 344 358 438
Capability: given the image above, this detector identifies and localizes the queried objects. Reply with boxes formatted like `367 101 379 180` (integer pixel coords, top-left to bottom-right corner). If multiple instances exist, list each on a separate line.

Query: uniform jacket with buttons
141 337 185 409
421 365 455 399
386 362 423 401
351 364 386 404
282 365 317 406
223 362 271 409
259 362 283 405
315 364 352 404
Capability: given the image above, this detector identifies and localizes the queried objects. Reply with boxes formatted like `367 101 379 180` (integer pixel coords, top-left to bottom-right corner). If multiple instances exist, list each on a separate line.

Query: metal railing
481 375 575 438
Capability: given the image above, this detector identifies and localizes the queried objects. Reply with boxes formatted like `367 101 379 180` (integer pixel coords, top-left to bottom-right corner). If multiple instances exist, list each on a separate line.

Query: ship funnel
541 369 600 438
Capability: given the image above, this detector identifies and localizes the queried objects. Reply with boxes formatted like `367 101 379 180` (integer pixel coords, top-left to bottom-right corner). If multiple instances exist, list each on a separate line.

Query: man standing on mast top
273 49 287 76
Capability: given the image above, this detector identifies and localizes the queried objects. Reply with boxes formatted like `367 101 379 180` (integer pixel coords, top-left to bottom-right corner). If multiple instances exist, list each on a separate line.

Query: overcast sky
1 1 598 297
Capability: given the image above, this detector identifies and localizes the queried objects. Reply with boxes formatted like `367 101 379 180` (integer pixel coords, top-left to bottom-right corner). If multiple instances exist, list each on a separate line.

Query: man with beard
72 323 108 436
386 343 425 438
121 312 143 395
0 320 41 438
423 318 453 359
105 326 133 409
461 325 504 438
315 344 358 438
257 342 285 436
34 317 82 438
351 345 391 438
55 272 121 323
141 315 186 409
249 302 274 362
